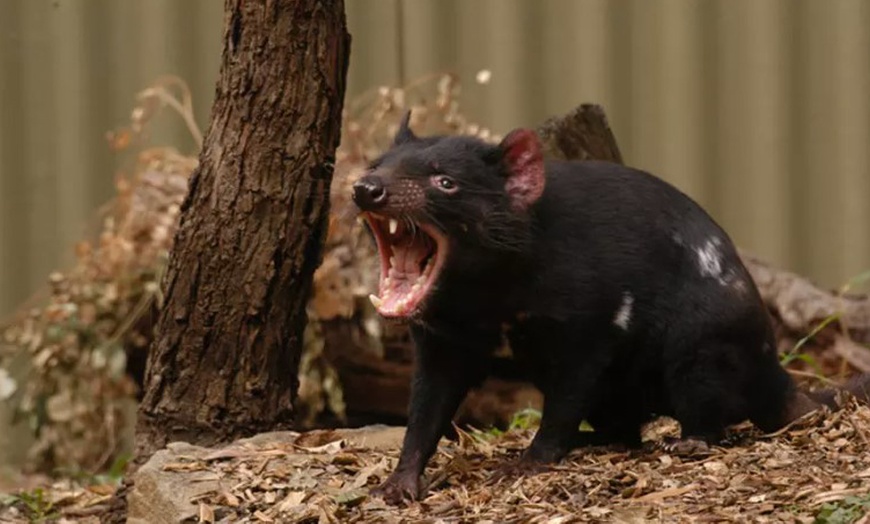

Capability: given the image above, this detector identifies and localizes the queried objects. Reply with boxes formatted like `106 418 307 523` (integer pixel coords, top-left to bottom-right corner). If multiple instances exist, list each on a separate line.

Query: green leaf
788 312 841 357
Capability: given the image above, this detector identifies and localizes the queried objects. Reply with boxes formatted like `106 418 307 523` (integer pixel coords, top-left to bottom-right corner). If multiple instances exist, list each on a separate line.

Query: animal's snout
352 175 388 210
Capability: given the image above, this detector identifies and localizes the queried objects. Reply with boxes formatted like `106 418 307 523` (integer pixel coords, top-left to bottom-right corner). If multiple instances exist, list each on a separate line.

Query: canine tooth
356 216 365 225
368 294 383 308
389 219 398 235
390 256 397 267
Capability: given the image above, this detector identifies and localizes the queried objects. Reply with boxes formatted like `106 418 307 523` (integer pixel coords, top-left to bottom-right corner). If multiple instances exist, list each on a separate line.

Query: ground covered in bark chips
4 403 870 523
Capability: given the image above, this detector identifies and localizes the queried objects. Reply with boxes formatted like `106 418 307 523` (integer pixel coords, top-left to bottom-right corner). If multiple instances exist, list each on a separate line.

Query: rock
126 441 217 524
126 425 404 524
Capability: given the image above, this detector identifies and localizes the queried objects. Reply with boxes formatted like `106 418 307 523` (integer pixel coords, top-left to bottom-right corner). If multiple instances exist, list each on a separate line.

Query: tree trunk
134 0 351 460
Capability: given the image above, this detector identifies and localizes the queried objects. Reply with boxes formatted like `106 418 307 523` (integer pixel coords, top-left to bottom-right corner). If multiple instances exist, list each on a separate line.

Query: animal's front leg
372 326 489 504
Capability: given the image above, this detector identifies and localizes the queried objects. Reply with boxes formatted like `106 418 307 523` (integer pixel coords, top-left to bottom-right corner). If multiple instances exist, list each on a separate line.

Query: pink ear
500 129 545 212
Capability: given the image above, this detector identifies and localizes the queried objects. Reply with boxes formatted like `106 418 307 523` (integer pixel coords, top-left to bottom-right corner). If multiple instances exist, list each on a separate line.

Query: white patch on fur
695 237 746 289
730 278 749 294
696 238 724 280
613 293 634 330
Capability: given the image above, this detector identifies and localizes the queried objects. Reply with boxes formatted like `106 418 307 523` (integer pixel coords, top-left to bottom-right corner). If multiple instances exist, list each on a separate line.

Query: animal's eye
431 175 459 194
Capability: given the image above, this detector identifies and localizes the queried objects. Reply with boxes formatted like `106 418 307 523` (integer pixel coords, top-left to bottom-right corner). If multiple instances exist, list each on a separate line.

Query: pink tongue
393 243 422 274
381 244 424 311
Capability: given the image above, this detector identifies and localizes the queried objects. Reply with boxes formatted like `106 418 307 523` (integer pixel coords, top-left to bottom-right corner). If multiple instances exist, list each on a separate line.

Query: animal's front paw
370 470 422 505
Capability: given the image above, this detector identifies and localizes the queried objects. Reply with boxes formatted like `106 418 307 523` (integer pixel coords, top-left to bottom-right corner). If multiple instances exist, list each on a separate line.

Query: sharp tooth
389 219 398 235
368 294 383 308
389 256 397 267
356 216 365 225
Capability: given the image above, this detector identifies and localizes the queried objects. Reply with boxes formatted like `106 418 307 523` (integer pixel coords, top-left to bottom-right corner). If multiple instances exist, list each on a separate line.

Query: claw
658 436 712 457
370 471 422 505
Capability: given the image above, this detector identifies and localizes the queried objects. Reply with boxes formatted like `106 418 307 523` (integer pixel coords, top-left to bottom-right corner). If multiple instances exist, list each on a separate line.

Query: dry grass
0 76 196 474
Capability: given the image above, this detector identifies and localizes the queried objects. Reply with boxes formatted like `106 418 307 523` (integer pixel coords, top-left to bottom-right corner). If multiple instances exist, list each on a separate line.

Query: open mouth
362 213 448 318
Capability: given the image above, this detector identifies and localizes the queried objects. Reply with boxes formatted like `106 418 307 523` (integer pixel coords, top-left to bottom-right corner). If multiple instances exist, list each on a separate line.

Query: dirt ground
3 402 870 523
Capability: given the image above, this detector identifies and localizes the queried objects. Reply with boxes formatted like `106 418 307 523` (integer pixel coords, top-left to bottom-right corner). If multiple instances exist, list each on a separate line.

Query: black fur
356 128 867 503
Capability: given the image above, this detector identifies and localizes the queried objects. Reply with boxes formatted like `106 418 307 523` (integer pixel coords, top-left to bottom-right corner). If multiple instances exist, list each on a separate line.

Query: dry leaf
634 483 698 503
223 491 240 507
350 457 389 489
162 462 204 472
0 368 17 400
277 491 307 513
198 502 215 523
300 439 345 454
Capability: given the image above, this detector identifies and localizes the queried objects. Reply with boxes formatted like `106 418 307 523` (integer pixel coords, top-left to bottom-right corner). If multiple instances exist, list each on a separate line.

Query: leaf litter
5 402 866 522
171 401 870 522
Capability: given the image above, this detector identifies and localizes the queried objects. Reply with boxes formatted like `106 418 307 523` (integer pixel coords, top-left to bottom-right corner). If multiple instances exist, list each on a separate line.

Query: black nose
352 176 387 210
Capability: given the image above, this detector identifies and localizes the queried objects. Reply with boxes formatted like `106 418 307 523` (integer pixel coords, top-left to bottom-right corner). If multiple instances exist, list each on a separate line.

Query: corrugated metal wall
2 0 869 317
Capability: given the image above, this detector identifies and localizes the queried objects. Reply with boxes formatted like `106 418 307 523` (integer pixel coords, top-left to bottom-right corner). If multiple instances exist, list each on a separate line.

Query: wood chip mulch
4 403 870 523
171 403 870 523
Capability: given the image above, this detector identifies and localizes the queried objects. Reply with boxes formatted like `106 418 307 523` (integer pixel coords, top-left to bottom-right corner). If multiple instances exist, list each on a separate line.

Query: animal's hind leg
580 398 645 450
492 375 594 481
747 353 812 433
520 344 618 464
522 383 593 464
502 321 618 472
665 340 754 448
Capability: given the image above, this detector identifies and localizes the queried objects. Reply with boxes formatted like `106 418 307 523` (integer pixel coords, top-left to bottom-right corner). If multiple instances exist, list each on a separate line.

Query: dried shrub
0 71 495 473
0 76 197 473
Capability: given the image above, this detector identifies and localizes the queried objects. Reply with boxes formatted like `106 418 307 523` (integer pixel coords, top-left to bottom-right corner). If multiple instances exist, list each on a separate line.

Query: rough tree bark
134 0 351 459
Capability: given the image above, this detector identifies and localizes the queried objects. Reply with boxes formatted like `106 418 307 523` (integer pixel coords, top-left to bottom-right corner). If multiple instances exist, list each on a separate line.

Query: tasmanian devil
350 111 870 504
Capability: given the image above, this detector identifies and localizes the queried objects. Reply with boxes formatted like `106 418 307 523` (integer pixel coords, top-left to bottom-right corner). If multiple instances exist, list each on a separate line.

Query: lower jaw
371 254 440 319
371 286 425 318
